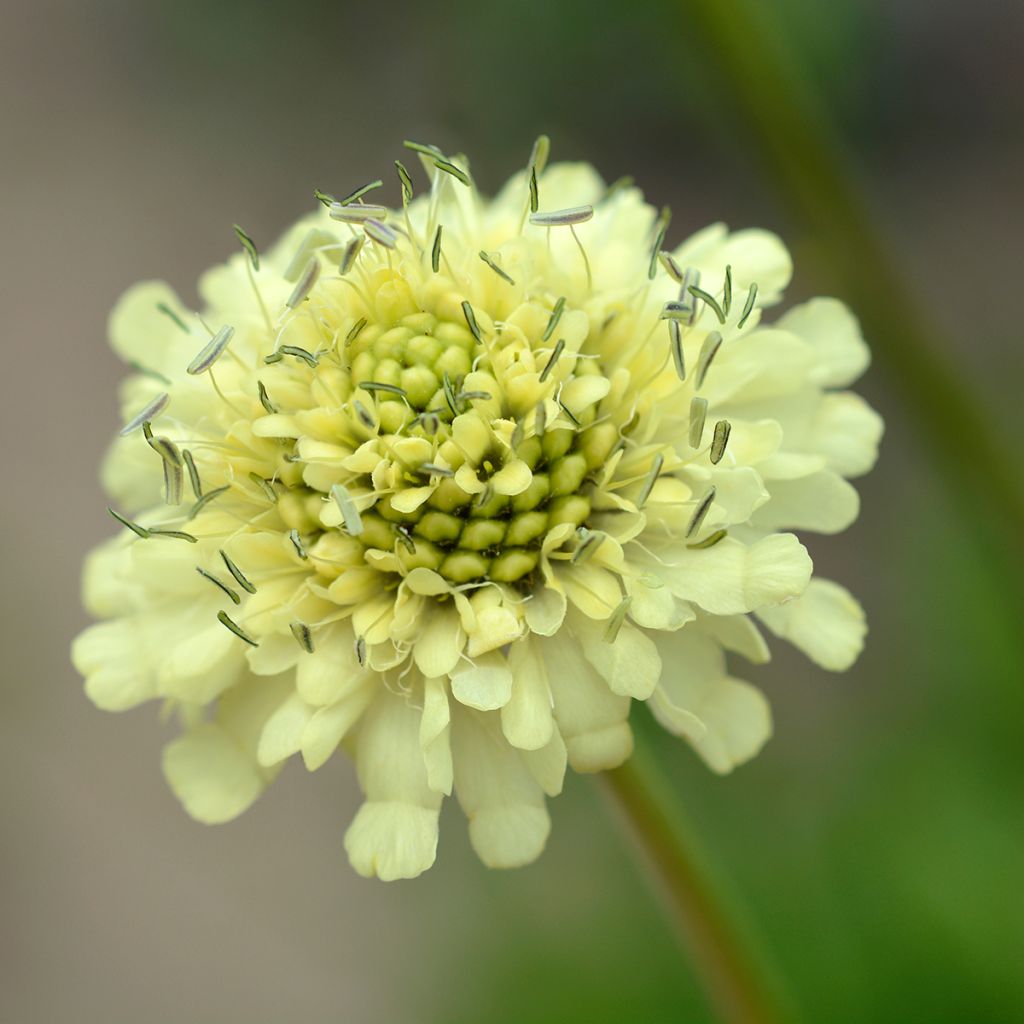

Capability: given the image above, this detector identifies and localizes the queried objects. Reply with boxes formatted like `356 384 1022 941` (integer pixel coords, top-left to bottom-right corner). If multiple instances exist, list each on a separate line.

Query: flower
72 141 882 880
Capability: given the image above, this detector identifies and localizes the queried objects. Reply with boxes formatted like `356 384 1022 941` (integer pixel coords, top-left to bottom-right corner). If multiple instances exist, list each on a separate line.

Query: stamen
571 528 603 563
217 610 259 647
288 528 308 559
196 567 241 605
433 157 470 186
402 140 445 158
528 167 539 213
248 472 278 503
352 399 376 430
312 188 335 207
442 372 460 416
147 435 183 506
148 528 198 543
475 483 495 508
456 390 492 404
688 285 726 325
723 264 733 315
420 462 454 478
355 634 367 667
461 300 483 344
120 392 169 436
156 302 189 332
331 483 364 536
689 396 708 447
264 351 284 365
738 283 758 328
419 411 440 435
529 206 594 227
257 380 276 414
278 344 319 368
182 449 202 498
286 260 320 308
534 401 547 436
346 317 367 344
681 267 702 325
658 250 684 282
660 301 691 320
710 419 731 465
528 134 550 176
687 528 727 550
363 219 396 248
233 224 259 270
187 485 230 520
395 160 415 204
395 526 417 554
510 419 525 450
648 206 671 280
636 453 664 508
479 251 515 285
694 331 722 389
359 381 408 399
686 487 716 538
187 325 235 375
539 338 565 382
541 296 566 342
220 549 257 593
290 621 315 653
336 179 383 206
107 506 149 538
431 225 442 272
669 320 686 380
329 203 388 224
339 235 364 274
603 596 633 643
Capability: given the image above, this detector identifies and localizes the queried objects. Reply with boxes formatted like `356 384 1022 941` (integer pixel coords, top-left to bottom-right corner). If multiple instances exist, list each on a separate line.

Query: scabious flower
72 140 882 879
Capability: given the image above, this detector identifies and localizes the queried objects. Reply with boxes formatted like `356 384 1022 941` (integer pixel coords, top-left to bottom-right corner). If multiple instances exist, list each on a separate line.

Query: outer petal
501 639 554 750
344 690 442 881
752 471 860 534
777 297 870 387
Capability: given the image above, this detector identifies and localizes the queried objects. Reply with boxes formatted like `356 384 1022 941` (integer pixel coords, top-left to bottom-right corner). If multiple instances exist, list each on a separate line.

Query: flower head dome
72 141 882 879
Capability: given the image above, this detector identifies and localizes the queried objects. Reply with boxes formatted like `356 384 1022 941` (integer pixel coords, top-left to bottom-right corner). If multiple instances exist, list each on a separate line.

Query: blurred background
2 0 1022 1020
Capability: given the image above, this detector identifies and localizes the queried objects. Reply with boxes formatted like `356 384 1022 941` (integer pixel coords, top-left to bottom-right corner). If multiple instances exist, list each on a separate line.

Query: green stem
678 0 1024 547
603 746 791 1024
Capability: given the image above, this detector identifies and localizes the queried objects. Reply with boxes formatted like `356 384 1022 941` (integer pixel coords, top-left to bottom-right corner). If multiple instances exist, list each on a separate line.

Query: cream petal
626 576 695 632
390 485 435 514
753 471 860 534
778 297 870 387
490 458 533 496
451 651 513 711
523 585 567 635
450 706 550 869
805 392 884 478
420 676 453 794
73 618 158 712
257 692 313 767
295 626 364 705
502 640 555 750
344 690 442 881
413 607 465 678
465 605 521 658
109 280 194 379
522 729 567 797
300 682 375 771
576 617 662 700
756 578 866 671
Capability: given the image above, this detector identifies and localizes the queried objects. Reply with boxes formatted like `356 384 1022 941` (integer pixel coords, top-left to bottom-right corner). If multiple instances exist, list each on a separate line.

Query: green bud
461 519 506 550
511 473 550 513
489 548 539 582
549 453 589 496
548 495 590 529
542 428 574 462
440 550 490 582
418 510 464 544
505 510 548 546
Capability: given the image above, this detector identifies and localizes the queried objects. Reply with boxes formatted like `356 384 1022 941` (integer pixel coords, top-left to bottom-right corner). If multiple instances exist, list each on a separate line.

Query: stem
677 0 1024 549
603 746 791 1024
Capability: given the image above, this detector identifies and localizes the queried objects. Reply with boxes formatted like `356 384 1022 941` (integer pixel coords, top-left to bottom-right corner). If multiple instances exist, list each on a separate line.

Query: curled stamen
529 205 594 226
462 300 483 344
738 283 758 328
346 317 367 345
108 506 149 538
686 487 716 538
148 528 198 543
689 397 708 448
694 331 723 389
442 372 460 416
278 344 319 368
331 483 364 536
687 528 727 550
395 160 414 205
147 435 183 505
669 321 686 380
313 188 335 207
431 225 442 272
290 620 315 653
288 528 308 560
433 157 470 186
217 610 259 647
479 251 515 285
120 392 169 436
419 411 440 435
688 284 726 325
541 296 566 342
660 301 691 321
339 235 364 274
359 381 408 399
187 485 230 520
658 250 684 282
187 325 235 375
197 567 241 605
603 596 633 643
220 549 257 594
355 634 367 667
257 380 276 414
286 260 320 308
329 202 388 224
403 140 444 158
248 472 278 503
182 449 202 498
364 219 397 249
649 206 671 280
233 224 259 270
710 419 731 465
539 338 565 383
337 179 383 206
571 528 603 564
636 453 664 508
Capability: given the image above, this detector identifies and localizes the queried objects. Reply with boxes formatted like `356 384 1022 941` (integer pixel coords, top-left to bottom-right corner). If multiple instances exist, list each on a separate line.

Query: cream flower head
73 141 882 879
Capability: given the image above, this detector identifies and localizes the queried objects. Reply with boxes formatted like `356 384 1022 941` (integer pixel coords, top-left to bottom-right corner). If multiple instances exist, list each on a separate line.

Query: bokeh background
2 0 1022 1021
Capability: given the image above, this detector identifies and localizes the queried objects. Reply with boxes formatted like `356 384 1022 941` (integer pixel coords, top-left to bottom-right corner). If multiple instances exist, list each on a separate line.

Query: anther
339 235 364 274
658 250 684 283
187 325 235 375
156 302 189 333
220 549 257 594
120 392 169 436
534 401 547 436
217 610 259 647
257 380 276 414
528 167 539 213
660 301 691 320
147 434 183 506
290 621 315 653
148 528 198 543
420 462 454 478
709 419 731 465
196 567 241 605
694 331 722 389
529 205 594 227
355 634 367 667
479 250 515 285
363 219 396 248
686 487 716 538
248 472 278 503
187 485 230 520
723 264 733 316
331 483 364 536
571 528 603 564
286 260 320 308
346 317 367 344
539 338 565 383
687 528 727 550
738 283 758 328
336 179 383 206
328 202 388 224
433 157 470 186
456 390 492 404
541 297 566 342
395 160 414 204
402 140 445 158
288 528 308 560
312 188 335 207
352 400 376 430
233 224 259 271
442 372 460 416
528 134 551 176
689 397 708 447
603 596 633 643
278 344 319 368
360 381 408 400
669 320 686 380
648 206 671 280
182 449 202 498
461 300 483 344
636 453 664 508
431 225 442 272
107 506 149 538
688 284 726 325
